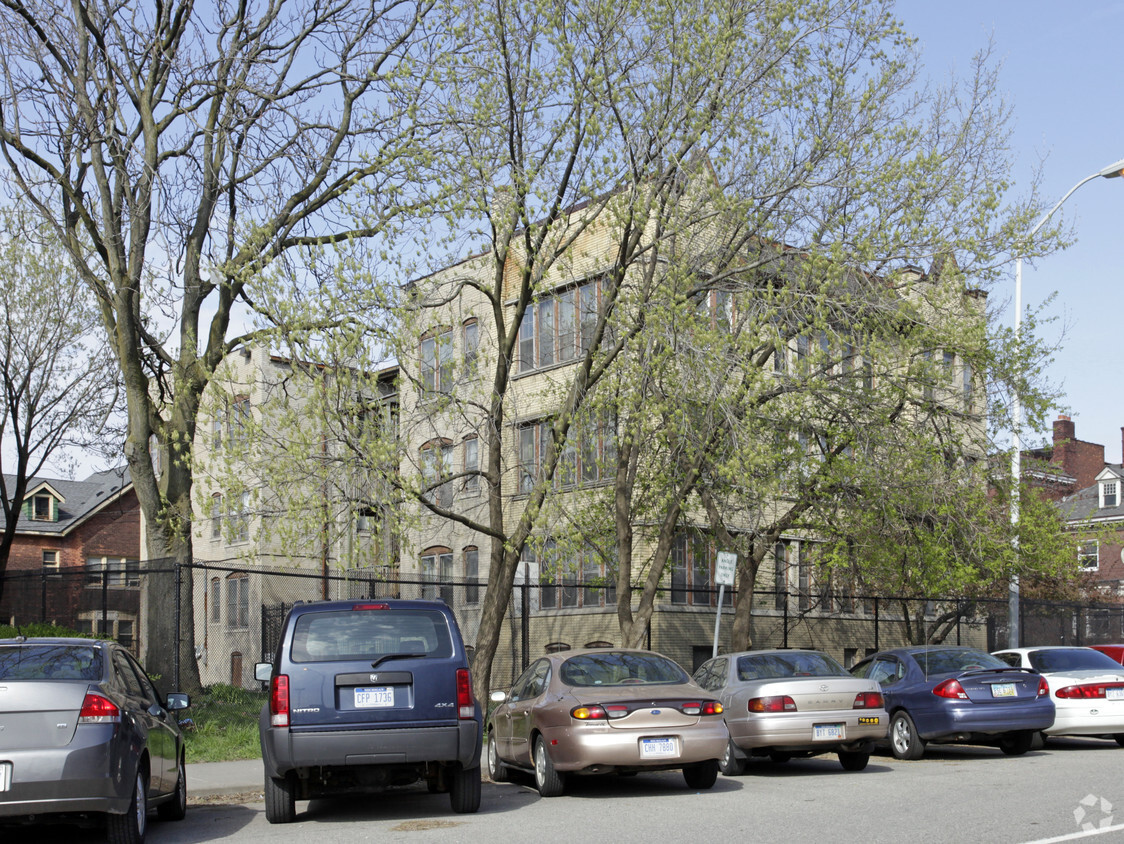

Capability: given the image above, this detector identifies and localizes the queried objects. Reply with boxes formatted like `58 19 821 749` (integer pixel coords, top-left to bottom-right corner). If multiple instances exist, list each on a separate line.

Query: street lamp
1008 157 1124 648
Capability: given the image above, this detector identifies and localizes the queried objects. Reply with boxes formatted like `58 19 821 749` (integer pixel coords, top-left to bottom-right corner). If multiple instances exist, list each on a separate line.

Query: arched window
420 327 453 393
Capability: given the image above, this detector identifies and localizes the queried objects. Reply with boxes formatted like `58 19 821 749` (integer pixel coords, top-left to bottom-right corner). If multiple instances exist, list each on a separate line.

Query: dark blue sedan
850 646 1054 759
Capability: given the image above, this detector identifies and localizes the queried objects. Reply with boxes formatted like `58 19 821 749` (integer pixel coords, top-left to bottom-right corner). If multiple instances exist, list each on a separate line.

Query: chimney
1053 415 1074 446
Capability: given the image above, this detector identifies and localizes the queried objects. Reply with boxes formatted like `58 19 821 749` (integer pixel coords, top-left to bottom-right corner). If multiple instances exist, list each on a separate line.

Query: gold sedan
486 649 729 796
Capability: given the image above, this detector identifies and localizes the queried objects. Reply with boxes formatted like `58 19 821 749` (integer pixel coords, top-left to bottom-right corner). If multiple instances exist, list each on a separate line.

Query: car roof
0 637 109 646
286 598 457 615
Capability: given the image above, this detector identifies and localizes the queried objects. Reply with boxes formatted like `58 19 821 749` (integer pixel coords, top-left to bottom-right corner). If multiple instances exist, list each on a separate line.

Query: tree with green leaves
0 210 121 603
0 0 438 690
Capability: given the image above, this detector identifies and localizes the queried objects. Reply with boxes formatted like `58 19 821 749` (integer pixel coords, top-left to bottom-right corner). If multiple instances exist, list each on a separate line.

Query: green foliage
181 684 267 763
0 622 106 640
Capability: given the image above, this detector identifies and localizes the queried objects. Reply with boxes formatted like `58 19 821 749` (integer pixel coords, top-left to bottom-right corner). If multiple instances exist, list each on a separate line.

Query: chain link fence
4 562 1124 692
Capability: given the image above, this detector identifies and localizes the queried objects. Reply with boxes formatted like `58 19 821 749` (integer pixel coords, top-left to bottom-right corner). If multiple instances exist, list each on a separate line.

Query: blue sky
897 2 1124 461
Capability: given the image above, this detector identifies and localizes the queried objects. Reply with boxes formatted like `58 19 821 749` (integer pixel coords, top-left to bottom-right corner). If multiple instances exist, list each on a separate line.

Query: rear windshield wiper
371 652 425 669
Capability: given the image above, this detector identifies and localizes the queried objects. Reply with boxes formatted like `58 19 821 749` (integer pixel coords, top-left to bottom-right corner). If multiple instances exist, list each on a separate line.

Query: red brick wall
1053 417 1106 491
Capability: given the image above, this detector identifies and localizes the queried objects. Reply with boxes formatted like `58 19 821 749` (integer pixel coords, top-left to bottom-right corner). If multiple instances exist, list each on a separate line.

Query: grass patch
181 683 266 763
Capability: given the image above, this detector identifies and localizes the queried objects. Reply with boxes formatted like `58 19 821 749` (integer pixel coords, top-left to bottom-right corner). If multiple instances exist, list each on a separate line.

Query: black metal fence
5 562 1124 690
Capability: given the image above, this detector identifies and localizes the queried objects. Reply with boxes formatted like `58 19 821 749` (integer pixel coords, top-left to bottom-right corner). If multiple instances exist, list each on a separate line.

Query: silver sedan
694 649 888 773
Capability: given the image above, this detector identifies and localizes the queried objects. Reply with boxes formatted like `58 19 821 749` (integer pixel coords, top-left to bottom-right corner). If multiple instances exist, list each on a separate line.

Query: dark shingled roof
1059 465 1124 522
6 467 132 535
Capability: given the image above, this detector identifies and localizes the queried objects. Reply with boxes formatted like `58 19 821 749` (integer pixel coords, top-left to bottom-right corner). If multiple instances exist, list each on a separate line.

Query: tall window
1078 540 1099 571
539 541 615 609
463 436 479 496
210 493 224 538
464 547 480 605
671 534 715 606
773 542 787 610
42 550 59 576
420 328 453 393
520 416 616 494
421 440 454 508
31 493 53 521
226 574 249 629
463 319 479 370
421 547 453 604
229 491 250 543
962 361 973 410
518 279 601 373
210 577 221 624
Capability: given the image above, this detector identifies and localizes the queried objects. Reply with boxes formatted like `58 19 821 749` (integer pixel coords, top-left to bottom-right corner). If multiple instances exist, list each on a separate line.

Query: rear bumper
1047 702 1124 737
538 720 729 773
914 699 1055 739
728 710 889 751
261 716 482 779
0 731 133 818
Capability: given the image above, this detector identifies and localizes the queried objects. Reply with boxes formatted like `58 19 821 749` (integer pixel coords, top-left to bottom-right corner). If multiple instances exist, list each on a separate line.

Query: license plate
640 737 678 759
0 762 11 792
1108 687 1124 701
354 687 394 708
813 724 845 741
991 683 1017 698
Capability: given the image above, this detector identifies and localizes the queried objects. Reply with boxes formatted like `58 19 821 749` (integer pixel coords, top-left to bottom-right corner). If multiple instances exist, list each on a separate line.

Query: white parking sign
715 551 737 586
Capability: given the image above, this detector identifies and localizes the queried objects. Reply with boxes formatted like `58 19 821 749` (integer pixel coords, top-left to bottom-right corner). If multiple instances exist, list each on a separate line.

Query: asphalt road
5 738 1124 843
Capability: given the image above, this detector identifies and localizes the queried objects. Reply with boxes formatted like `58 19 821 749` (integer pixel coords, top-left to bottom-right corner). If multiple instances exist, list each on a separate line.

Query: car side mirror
255 662 273 682
166 693 190 711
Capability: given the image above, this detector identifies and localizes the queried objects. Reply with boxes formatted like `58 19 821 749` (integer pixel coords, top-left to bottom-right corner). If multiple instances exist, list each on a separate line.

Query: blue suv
255 599 482 821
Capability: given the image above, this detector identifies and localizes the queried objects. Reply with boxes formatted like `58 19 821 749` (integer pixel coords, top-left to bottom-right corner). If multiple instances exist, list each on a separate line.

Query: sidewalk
186 759 264 802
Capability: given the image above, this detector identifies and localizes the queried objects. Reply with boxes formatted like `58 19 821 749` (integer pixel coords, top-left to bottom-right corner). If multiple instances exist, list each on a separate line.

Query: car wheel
768 751 792 764
264 771 297 824
998 730 1034 756
449 764 481 814
838 751 870 771
682 760 719 790
533 736 565 797
889 711 925 760
107 766 148 844
157 754 187 821
487 731 510 783
719 739 744 776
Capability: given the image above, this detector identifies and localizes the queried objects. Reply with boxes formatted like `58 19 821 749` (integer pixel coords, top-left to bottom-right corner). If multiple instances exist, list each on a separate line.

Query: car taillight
351 603 389 610
456 668 475 719
1055 682 1122 699
852 691 883 709
78 692 120 724
680 700 723 716
1037 677 1050 698
748 696 796 713
270 674 290 727
572 705 608 720
932 679 969 699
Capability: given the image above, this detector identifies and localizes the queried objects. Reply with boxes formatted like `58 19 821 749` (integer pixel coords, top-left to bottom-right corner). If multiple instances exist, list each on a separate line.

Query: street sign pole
713 552 737 659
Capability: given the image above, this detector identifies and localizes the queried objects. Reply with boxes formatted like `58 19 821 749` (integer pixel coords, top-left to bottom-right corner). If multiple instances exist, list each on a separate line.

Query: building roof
6 467 133 535
1059 464 1124 523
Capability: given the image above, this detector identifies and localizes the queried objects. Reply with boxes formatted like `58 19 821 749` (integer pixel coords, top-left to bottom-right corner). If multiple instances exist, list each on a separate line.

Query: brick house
1029 416 1124 593
0 467 142 648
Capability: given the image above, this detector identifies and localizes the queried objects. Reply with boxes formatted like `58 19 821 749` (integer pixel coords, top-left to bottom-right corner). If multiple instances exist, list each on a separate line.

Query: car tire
264 772 297 824
719 739 745 776
487 731 510 783
107 766 148 844
157 754 187 821
998 730 1034 756
838 751 870 771
534 736 565 797
682 760 719 790
889 711 925 760
768 751 792 764
449 764 481 814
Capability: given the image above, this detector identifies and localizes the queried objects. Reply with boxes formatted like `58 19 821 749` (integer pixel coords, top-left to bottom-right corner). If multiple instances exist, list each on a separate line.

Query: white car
992 646 1124 744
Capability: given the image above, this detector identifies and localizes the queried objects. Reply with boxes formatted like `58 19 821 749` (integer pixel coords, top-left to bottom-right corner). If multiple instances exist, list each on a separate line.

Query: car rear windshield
289 608 454 663
911 648 1006 677
736 651 848 681
1029 648 1124 673
0 644 103 680
559 651 689 686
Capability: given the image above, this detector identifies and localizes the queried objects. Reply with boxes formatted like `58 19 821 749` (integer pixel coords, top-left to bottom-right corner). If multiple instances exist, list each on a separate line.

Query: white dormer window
1101 480 1118 509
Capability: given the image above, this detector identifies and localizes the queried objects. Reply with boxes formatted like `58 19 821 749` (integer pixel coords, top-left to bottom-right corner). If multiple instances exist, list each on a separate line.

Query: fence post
874 597 880 651
782 590 789 648
173 561 182 693
521 563 530 673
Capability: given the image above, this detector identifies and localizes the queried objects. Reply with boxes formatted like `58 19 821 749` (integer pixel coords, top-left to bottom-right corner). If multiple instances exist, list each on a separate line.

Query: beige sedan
486 649 729 796
694 649 888 773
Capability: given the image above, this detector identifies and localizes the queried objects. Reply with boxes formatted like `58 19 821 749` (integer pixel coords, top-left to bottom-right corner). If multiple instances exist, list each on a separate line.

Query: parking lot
4 738 1124 844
